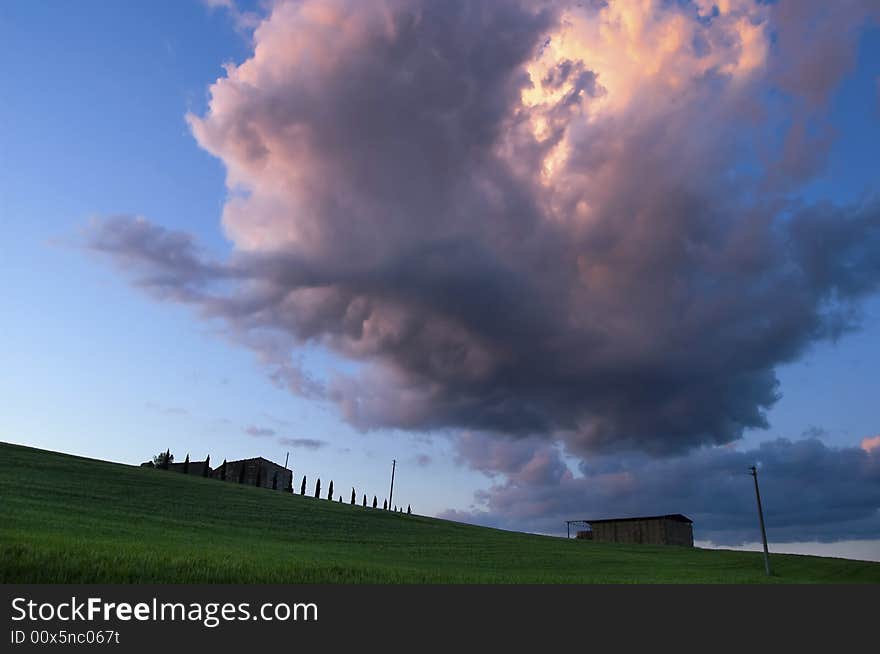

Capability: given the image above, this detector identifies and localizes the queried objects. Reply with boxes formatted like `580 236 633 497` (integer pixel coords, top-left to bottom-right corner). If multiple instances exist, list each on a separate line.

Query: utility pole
284 451 289 469
749 466 771 576
388 459 396 511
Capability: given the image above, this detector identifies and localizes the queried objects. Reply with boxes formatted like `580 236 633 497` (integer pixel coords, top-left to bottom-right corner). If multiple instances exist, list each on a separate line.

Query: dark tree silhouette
301 475 307 495
219 459 227 481
238 462 247 484
315 478 321 498
255 465 263 488
328 480 334 501
407 504 411 515
183 453 190 474
272 471 278 490
362 494 367 507
338 496 342 503
351 487 356 505
204 454 211 477
285 472 293 493
372 496 377 508
383 499 388 510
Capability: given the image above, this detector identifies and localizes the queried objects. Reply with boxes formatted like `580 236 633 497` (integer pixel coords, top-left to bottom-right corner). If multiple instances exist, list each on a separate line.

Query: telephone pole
284 451 289 469
388 459 396 511
749 466 771 576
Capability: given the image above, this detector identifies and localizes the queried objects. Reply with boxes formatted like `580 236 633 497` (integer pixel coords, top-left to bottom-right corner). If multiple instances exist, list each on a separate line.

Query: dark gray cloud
277 437 327 450
85 1 880 459
244 425 275 438
442 433 880 545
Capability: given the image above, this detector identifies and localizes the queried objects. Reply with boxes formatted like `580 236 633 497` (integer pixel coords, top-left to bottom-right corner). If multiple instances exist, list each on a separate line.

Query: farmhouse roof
227 456 287 467
583 513 693 525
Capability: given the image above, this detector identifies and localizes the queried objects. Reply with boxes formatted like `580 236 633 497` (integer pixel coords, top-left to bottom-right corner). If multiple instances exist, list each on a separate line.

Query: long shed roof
579 513 693 525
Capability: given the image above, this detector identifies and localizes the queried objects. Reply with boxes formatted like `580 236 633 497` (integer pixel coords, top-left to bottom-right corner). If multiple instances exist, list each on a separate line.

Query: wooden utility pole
749 466 771 576
388 459 396 511
284 451 289 468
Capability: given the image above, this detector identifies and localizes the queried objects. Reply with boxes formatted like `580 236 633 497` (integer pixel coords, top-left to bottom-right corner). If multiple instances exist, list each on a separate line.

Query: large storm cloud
87 0 880 460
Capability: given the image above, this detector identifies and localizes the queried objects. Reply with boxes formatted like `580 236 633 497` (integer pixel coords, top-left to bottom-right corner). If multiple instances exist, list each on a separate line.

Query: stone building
143 453 292 491
572 514 694 546
213 457 292 491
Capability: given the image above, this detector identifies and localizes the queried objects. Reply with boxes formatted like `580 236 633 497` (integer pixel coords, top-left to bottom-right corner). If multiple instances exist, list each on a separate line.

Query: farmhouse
212 457 293 491
143 453 293 491
570 514 694 547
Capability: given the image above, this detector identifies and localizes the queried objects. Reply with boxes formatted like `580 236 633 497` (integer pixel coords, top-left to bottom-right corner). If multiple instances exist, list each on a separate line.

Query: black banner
2 584 876 651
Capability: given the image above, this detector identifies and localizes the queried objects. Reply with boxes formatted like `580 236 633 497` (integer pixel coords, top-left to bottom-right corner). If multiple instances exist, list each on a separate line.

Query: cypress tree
272 471 278 490
161 449 171 470
328 480 334 501
407 504 411 515
183 453 190 474
285 472 293 493
255 464 263 488
383 499 388 510
338 496 342 503
315 478 321 498
362 494 367 507
301 475 307 496
220 459 227 481
351 487 356 505
204 454 211 477
372 496 377 508
238 462 246 484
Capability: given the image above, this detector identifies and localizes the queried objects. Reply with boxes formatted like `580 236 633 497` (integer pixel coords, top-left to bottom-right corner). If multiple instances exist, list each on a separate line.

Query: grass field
2 442 878 583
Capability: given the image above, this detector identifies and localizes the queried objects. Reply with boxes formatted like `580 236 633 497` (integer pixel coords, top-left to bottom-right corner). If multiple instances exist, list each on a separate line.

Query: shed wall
591 518 693 546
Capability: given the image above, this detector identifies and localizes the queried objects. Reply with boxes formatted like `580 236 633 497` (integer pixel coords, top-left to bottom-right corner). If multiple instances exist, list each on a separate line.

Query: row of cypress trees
157 450 412 514
295 475 411 514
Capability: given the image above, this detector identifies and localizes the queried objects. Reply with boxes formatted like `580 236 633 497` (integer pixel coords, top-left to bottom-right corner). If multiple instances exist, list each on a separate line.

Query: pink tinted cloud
89 0 880 458
862 435 880 454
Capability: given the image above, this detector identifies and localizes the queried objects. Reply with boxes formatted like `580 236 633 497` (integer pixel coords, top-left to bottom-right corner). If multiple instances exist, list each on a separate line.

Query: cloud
146 402 190 417
769 0 880 109
442 433 880 545
277 437 327 450
86 0 880 457
862 436 880 454
244 425 276 437
413 454 432 467
202 0 261 32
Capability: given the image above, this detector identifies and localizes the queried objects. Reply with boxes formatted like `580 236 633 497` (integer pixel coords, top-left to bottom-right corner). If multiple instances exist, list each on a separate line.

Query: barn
570 514 694 547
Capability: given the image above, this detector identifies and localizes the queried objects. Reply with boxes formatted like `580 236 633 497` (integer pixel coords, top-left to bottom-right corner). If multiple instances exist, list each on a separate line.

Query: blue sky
0 1 482 512
2 1 879 559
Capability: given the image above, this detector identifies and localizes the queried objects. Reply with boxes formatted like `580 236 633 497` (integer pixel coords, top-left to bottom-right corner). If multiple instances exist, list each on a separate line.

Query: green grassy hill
1 442 877 583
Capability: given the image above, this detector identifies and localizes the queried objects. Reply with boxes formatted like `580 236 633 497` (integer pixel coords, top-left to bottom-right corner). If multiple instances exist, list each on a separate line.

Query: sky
1 0 879 561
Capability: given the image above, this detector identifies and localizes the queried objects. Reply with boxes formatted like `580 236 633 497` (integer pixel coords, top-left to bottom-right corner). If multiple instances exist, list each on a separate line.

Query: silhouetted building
213 457 292 490
573 514 693 546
